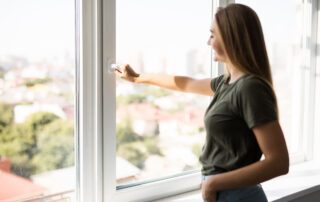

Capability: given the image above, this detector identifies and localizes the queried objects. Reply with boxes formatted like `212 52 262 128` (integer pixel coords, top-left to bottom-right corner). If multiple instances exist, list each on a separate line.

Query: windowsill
154 160 320 202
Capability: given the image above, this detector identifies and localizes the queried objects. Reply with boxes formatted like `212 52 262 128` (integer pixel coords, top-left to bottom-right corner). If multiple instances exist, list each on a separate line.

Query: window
101 0 217 201
236 0 315 163
48 0 317 201
0 0 76 201
115 0 212 186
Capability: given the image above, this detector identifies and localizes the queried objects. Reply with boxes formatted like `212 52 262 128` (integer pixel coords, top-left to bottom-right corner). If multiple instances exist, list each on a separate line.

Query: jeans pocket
216 191 227 202
238 187 268 202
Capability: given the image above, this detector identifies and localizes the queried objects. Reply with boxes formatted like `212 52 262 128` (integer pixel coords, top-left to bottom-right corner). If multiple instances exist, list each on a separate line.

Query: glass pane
236 0 303 155
0 0 76 201
116 0 211 185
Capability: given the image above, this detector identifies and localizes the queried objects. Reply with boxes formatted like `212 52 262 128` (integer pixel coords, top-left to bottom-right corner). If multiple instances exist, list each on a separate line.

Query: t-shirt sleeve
210 75 224 93
237 78 278 129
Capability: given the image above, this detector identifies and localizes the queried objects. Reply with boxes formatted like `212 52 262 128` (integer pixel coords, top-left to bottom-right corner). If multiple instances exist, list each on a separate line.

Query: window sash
102 0 216 201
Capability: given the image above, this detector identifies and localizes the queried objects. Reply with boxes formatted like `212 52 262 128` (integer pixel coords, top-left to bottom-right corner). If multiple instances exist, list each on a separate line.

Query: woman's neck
226 64 245 84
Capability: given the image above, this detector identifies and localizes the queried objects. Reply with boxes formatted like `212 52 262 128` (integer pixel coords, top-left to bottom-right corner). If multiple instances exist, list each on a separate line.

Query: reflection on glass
0 0 75 201
116 0 211 185
236 0 303 154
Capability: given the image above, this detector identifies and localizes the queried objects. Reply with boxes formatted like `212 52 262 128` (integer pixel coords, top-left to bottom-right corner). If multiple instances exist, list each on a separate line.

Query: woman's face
207 20 226 62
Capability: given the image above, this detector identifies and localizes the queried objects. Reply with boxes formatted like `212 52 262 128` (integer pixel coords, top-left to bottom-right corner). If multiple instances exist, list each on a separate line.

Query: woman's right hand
114 64 140 83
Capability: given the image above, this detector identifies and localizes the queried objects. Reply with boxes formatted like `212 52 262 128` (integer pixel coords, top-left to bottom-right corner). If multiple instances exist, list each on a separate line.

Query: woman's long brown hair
215 3 279 117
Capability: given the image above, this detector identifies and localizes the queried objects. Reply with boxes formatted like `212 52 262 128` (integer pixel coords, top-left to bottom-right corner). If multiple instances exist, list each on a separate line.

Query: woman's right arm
115 64 214 96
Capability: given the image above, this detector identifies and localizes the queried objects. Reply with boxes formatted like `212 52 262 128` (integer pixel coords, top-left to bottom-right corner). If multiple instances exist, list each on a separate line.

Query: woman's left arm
205 120 289 192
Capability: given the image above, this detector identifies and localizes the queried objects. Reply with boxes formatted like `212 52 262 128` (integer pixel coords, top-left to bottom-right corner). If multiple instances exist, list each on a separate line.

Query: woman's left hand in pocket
200 180 217 202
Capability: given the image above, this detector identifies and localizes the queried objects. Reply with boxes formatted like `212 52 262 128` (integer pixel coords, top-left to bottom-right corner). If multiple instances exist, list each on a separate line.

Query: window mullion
312 0 320 163
213 0 235 77
78 0 104 201
301 0 318 162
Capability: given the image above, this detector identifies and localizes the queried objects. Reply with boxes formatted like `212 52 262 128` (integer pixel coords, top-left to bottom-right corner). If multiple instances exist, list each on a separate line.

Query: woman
115 3 289 202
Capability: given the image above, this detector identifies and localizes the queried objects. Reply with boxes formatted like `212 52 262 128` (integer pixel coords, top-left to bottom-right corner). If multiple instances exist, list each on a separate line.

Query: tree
116 86 172 107
17 112 59 159
0 110 74 178
23 77 52 87
116 119 163 169
0 103 14 131
117 143 147 169
146 86 171 98
32 119 74 173
116 93 148 107
116 118 142 149
143 137 163 156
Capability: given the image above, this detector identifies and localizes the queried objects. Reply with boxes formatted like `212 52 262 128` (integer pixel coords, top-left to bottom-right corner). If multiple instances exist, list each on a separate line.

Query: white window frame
287 0 318 164
76 0 104 201
76 0 320 201
313 0 320 165
301 0 318 163
213 0 234 76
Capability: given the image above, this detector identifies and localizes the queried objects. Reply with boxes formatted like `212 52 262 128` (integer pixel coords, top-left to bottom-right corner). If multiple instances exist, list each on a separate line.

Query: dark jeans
201 175 268 202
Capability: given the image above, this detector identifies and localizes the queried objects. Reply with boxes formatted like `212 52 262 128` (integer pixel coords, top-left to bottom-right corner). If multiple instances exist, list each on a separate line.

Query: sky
0 0 297 63
0 0 75 61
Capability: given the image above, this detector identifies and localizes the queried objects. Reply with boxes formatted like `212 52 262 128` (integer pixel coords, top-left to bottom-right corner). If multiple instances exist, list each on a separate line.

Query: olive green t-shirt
199 74 278 175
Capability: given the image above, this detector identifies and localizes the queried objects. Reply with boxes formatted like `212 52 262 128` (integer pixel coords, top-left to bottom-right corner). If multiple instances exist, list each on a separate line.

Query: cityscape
0 0 303 201
0 39 301 200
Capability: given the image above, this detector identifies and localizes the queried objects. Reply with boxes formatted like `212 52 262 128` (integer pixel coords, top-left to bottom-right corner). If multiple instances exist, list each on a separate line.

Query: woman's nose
207 38 211 45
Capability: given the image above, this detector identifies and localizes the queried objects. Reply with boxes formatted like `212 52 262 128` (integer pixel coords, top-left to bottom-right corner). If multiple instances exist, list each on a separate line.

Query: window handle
110 64 122 73
107 58 122 73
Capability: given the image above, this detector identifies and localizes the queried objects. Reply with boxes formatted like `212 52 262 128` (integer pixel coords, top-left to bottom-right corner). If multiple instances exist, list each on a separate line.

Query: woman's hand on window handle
115 64 140 83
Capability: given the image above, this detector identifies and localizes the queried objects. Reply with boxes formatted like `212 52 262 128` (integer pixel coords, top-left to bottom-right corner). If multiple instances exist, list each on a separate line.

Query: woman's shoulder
212 74 225 83
238 74 270 88
210 74 226 92
236 74 273 95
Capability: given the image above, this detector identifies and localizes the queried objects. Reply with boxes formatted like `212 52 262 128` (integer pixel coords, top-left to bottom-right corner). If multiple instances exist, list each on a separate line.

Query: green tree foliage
116 93 148 106
143 137 163 156
0 107 74 178
115 87 170 169
116 118 142 148
0 67 5 79
18 112 59 159
117 143 147 169
32 119 74 173
116 119 162 169
23 77 52 87
0 103 14 130
10 154 37 179
146 87 171 98
116 86 171 107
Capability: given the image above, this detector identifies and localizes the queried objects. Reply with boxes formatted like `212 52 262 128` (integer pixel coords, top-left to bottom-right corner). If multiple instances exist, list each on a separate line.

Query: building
0 158 47 201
